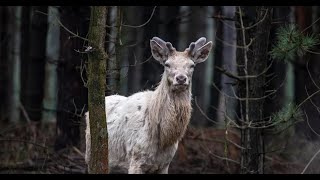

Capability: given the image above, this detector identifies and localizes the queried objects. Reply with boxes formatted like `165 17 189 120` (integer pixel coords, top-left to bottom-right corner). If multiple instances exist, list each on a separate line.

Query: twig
35 10 89 42
215 61 273 81
19 101 32 123
296 88 320 110
215 33 255 49
301 148 320 174
194 97 223 126
301 16 320 34
208 151 240 165
307 60 320 89
0 139 49 149
105 6 157 29
214 66 242 81
304 110 320 137
208 14 235 21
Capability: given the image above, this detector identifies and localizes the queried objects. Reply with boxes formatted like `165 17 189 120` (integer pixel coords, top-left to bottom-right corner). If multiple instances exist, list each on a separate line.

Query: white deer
85 37 213 174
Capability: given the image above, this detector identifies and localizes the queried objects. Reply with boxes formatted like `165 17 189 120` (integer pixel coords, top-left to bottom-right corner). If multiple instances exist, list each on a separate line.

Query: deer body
85 37 213 174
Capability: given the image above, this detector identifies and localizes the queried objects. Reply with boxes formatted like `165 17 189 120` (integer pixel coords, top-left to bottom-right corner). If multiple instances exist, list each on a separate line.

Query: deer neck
147 75 192 149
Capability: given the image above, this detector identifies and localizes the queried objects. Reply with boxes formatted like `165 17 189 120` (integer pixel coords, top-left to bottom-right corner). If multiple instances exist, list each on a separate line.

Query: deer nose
176 75 187 84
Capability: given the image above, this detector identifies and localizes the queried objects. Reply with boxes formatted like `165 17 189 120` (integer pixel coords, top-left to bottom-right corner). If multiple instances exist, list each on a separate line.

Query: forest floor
0 121 316 174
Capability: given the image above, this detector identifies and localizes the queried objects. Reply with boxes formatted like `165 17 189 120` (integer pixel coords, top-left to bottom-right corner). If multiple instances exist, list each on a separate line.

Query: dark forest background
1 6 320 174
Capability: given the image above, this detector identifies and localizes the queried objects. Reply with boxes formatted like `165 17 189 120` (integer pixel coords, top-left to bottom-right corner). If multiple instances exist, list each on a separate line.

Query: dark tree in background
42 6 60 124
0 7 7 121
294 6 320 140
55 7 89 150
20 6 48 122
236 6 273 174
7 6 22 123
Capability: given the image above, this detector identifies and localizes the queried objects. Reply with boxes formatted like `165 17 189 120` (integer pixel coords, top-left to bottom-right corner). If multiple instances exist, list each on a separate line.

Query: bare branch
19 101 32 123
194 96 223 126
105 6 157 29
301 16 320 34
301 147 320 174
304 110 320 137
214 66 242 81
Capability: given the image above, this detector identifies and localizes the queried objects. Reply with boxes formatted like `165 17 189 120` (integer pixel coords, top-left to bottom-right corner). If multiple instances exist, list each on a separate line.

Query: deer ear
150 37 169 64
191 41 213 64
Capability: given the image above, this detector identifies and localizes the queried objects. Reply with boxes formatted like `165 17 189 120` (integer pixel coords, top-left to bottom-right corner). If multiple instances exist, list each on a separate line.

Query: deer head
150 37 213 92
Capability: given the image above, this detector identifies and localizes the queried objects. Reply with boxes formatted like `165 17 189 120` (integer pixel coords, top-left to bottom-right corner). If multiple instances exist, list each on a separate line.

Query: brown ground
0 122 308 174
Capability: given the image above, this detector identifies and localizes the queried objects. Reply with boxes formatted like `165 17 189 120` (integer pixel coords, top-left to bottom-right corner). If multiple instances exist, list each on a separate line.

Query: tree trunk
20 6 47 121
0 7 9 120
42 6 59 123
106 6 121 95
7 6 22 123
236 6 273 174
20 6 30 122
215 6 238 126
209 6 223 126
188 6 212 127
87 6 109 174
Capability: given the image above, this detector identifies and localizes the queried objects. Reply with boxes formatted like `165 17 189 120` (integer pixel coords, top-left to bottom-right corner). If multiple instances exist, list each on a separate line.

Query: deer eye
190 64 195 68
164 63 170 68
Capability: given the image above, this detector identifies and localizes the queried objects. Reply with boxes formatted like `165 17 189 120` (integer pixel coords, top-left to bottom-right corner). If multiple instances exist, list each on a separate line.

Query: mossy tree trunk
87 6 109 174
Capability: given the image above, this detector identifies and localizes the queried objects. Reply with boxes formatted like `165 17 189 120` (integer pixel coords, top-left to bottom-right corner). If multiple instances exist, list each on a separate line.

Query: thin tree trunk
204 6 215 124
216 6 238 126
21 6 47 121
87 6 109 174
0 7 8 120
20 6 30 122
42 6 59 123
7 6 22 123
107 6 121 95
236 6 273 174
188 6 212 127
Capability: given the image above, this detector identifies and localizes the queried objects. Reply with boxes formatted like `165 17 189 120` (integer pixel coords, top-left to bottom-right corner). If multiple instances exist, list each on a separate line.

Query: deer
85 37 213 174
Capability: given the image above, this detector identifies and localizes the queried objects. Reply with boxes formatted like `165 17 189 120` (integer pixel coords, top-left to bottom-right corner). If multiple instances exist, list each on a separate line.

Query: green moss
87 6 109 174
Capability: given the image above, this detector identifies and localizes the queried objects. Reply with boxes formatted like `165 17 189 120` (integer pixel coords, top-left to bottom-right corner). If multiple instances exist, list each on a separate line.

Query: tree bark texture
87 6 109 174
236 6 273 174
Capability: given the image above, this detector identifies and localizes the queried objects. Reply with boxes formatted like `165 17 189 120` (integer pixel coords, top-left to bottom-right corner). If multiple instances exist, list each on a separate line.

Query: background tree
42 6 60 124
236 6 273 174
7 6 22 123
20 6 47 122
55 7 89 150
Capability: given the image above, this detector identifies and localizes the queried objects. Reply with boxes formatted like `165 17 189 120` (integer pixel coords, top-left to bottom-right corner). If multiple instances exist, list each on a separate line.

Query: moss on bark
87 6 109 174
